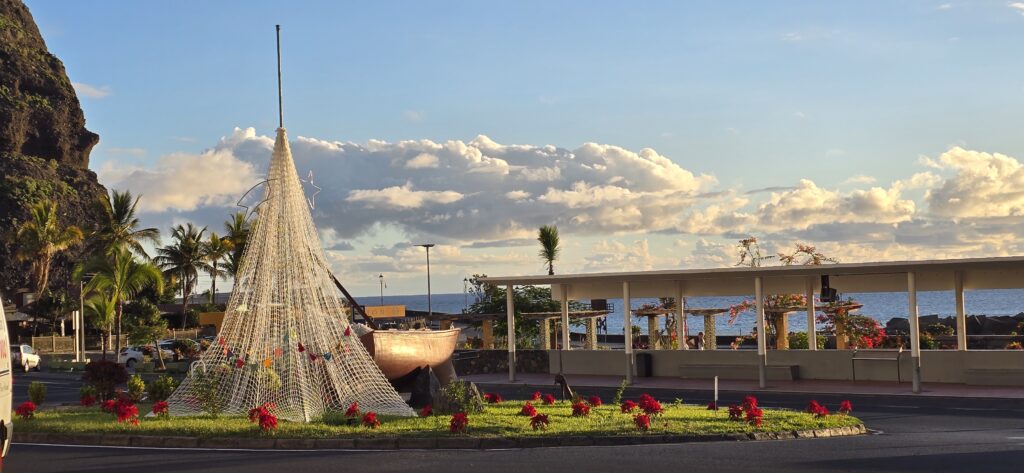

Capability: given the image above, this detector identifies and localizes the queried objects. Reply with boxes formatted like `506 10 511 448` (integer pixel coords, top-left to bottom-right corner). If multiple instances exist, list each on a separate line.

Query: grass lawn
15 399 863 439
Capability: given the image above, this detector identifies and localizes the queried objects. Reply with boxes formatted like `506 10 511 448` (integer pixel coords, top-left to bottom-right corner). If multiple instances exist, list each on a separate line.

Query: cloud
924 147 1024 218
938 3 953 10
405 153 439 169
106 147 146 157
843 175 876 185
1011 2 1024 16
403 110 425 122
72 82 111 99
346 183 464 209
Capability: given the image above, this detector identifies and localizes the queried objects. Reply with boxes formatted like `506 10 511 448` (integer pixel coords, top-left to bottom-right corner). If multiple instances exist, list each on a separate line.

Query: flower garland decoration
519 402 538 417
362 411 381 429
450 412 469 434
530 413 549 430
15 401 36 420
571 401 590 417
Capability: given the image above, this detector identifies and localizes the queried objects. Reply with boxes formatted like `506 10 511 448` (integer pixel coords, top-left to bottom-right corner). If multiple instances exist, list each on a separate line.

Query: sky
24 0 1024 296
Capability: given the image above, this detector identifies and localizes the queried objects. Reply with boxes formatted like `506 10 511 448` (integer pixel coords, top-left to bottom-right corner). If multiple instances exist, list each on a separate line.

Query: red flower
620 400 638 413
633 413 651 431
419 405 433 417
638 394 663 416
344 326 352 336
728 404 744 421
542 393 556 405
571 401 590 417
15 401 36 420
706 401 718 410
152 401 169 417
115 399 139 425
362 412 381 428
741 395 758 410
101 399 116 413
531 391 542 401
746 407 763 427
483 393 503 404
80 395 96 407
838 400 853 414
248 403 278 432
519 402 537 417
450 412 469 433
345 401 359 417
587 395 603 407
805 400 825 415
235 358 245 369
530 413 549 430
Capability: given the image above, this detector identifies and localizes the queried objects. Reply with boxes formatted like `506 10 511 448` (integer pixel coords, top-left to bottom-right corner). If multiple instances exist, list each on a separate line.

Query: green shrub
925 323 954 337
789 332 826 349
127 375 146 402
436 380 484 414
82 360 129 400
28 381 47 405
79 384 97 399
146 375 178 402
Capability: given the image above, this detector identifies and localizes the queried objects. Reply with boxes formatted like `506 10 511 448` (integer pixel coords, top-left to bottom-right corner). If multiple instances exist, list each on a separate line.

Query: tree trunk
101 329 109 361
114 301 123 360
210 265 216 304
181 279 191 328
153 336 167 371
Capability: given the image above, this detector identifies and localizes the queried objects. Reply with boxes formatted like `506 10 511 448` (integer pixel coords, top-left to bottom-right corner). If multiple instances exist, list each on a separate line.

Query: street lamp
378 274 385 306
463 277 469 313
417 244 435 318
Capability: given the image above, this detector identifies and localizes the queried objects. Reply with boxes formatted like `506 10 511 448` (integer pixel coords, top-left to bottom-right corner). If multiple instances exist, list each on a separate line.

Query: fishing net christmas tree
165 128 414 421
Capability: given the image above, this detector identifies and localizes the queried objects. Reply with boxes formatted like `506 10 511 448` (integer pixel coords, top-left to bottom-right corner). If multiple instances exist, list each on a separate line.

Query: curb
13 424 866 451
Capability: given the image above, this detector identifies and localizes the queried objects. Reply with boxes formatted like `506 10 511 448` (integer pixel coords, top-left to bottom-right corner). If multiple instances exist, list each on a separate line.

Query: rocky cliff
0 0 108 293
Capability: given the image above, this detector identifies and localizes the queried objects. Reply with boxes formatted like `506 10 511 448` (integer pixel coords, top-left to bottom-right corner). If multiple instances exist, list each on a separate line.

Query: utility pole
463 277 469 313
378 274 385 306
417 244 435 318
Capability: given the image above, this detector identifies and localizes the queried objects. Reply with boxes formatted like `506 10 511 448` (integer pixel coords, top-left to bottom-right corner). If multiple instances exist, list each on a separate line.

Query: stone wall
453 349 549 376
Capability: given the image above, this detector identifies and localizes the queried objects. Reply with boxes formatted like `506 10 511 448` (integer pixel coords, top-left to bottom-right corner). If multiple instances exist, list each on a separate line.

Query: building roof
480 256 1024 299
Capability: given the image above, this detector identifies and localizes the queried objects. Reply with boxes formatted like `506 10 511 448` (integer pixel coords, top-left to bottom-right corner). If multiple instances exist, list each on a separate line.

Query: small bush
82 360 129 400
127 375 146 402
146 375 178 402
28 381 47 405
789 332 826 349
79 385 98 406
437 380 484 414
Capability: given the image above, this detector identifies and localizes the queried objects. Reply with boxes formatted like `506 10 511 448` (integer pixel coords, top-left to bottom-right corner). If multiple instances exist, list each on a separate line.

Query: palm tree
155 223 209 327
78 246 164 356
223 211 251 280
204 232 232 304
83 292 116 360
537 225 560 276
16 200 84 294
92 190 160 258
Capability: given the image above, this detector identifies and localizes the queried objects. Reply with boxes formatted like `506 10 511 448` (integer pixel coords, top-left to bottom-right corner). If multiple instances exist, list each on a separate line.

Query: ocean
359 289 1024 336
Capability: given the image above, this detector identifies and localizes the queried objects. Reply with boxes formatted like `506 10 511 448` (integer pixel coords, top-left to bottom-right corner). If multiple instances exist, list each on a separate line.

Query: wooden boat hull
359 328 460 381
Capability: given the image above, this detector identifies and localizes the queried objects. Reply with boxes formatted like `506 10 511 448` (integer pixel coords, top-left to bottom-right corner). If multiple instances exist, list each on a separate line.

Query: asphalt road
5 376 1024 473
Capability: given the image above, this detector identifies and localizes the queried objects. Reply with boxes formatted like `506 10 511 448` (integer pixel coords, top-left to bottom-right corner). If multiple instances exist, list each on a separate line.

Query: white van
0 295 13 461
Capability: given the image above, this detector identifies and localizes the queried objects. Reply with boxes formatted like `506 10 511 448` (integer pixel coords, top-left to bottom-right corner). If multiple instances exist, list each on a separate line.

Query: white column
806 277 817 351
908 272 921 393
623 281 633 384
560 284 571 350
506 284 516 382
676 282 687 351
755 276 767 388
955 271 967 351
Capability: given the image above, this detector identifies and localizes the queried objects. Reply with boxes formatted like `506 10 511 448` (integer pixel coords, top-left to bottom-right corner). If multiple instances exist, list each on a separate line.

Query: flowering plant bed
15 398 862 441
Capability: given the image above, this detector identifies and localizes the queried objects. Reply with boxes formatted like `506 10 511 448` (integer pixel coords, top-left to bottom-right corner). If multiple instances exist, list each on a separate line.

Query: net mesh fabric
165 128 414 421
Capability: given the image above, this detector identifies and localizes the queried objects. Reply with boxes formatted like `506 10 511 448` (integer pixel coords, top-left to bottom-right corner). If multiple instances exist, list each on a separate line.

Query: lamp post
463 277 469 313
378 274 385 306
77 273 96 363
417 244 435 318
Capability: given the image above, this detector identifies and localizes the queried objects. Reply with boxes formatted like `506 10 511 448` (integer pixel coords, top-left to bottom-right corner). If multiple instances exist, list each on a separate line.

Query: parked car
117 345 174 368
10 344 40 372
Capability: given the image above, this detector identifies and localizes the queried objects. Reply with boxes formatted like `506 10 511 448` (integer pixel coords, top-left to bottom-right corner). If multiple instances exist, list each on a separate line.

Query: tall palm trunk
181 277 191 328
115 301 124 357
210 262 217 304
101 329 109 361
